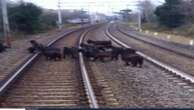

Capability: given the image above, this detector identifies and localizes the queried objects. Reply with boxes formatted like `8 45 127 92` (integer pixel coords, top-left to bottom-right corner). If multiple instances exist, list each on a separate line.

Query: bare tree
187 0 194 23
137 0 156 23
177 0 194 23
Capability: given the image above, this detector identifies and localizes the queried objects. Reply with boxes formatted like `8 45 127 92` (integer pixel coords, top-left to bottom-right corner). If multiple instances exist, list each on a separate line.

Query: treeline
155 0 194 28
138 0 193 27
133 0 194 36
0 2 55 34
8 3 43 33
0 2 89 34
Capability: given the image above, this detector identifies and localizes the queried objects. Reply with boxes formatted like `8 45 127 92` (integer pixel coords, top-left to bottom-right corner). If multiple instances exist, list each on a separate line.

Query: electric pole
137 0 142 32
87 3 91 24
138 11 142 32
57 0 62 30
1 0 11 47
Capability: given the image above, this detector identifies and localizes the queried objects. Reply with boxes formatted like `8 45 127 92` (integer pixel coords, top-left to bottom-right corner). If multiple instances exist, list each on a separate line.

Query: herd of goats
27 40 144 67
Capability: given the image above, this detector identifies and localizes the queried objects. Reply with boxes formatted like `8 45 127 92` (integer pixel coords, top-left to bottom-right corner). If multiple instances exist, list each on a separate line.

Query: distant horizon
10 0 164 15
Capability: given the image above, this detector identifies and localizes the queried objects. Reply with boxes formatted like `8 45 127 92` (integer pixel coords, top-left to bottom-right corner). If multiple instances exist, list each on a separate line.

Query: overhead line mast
1 0 11 47
126 3 142 32
57 0 62 30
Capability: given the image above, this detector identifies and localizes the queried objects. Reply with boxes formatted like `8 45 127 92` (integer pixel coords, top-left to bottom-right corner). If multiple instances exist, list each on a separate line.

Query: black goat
87 40 112 51
28 40 45 53
110 46 123 60
63 47 78 59
81 42 107 52
39 46 61 61
87 39 112 46
80 45 114 62
93 51 113 62
27 47 36 53
80 44 119 62
121 48 136 55
0 43 7 53
80 43 97 50
79 44 98 60
109 47 136 61
30 40 44 49
121 53 144 67
79 45 96 60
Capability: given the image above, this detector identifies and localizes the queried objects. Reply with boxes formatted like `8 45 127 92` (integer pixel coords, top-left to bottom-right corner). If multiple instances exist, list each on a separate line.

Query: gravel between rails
0 30 88 107
84 25 194 108
0 28 76 81
109 23 194 77
81 26 120 108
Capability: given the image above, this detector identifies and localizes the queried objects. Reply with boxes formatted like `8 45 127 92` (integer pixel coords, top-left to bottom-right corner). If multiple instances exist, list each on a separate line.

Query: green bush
155 0 185 28
8 3 42 34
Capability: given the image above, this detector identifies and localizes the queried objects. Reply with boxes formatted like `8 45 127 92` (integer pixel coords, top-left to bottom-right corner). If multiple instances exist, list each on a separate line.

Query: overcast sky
11 0 164 14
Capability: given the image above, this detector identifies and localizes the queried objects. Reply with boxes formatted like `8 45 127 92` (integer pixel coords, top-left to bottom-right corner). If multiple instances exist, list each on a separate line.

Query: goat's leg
132 61 137 67
100 57 105 62
114 55 119 60
99 48 105 52
57 56 61 61
63 54 66 59
110 56 114 61
88 56 94 61
138 60 143 68
70 52 74 58
114 56 118 60
45 56 49 60
125 61 129 66
138 63 142 68
54 57 58 61
72 53 77 59
92 56 97 61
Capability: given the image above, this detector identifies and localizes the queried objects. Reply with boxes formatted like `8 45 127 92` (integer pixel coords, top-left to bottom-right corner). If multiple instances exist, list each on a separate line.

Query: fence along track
0 25 99 107
105 23 194 84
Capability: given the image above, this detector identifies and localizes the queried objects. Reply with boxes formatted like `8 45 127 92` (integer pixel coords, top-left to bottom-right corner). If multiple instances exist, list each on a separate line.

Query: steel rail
105 23 194 84
0 26 91 96
78 28 99 108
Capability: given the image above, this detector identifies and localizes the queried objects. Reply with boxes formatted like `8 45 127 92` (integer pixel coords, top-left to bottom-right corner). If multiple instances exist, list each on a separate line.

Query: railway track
2 21 193 108
105 22 194 90
0 25 100 108
117 23 194 59
0 24 119 108
80 24 194 107
115 23 194 80
79 25 120 108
